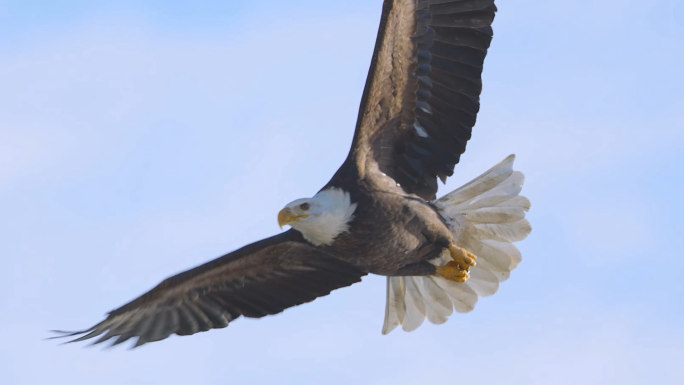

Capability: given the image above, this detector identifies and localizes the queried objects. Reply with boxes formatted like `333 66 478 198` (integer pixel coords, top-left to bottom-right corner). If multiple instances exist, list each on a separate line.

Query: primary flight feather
55 0 530 347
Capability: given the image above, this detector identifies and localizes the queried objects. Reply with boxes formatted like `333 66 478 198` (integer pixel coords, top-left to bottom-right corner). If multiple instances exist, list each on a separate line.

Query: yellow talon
448 244 476 271
435 245 476 283
435 262 470 283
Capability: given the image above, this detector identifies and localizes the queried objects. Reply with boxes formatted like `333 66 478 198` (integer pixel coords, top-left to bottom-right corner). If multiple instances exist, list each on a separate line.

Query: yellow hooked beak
278 208 308 228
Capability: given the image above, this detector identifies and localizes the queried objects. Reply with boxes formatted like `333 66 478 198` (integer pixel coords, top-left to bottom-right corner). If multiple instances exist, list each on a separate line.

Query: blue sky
1 1 683 384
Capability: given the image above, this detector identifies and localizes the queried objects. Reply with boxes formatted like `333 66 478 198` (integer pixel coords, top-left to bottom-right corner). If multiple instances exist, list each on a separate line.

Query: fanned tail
383 155 531 334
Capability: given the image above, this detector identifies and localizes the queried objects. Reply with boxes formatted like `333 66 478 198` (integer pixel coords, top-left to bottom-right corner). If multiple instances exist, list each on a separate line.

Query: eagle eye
299 203 310 211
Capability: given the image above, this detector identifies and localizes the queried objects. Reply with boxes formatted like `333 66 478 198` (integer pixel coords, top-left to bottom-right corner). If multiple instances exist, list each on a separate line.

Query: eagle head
278 188 357 246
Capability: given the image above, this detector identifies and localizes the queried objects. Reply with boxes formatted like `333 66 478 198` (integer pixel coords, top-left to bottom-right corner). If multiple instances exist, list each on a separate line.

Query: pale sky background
1 1 683 384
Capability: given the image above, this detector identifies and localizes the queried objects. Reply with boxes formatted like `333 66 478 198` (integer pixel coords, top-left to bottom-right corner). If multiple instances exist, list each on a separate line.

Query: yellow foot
435 245 476 283
448 244 477 271
435 262 470 282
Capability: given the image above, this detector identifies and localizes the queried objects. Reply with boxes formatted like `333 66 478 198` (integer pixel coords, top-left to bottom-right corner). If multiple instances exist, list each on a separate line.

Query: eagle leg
448 245 477 271
434 245 477 283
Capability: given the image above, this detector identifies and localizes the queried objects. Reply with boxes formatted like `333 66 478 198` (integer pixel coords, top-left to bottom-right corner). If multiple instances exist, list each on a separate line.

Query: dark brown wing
53 230 365 347
333 0 496 199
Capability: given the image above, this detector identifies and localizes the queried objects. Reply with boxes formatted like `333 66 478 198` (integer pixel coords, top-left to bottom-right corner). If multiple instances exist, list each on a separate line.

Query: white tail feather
417 276 452 326
382 155 531 334
401 278 427 332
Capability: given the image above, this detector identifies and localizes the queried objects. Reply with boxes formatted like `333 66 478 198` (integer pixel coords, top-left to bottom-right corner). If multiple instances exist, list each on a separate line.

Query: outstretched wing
338 0 496 200
54 231 365 347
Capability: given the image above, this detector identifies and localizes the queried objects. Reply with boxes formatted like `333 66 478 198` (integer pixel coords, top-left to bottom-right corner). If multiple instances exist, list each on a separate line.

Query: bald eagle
55 0 530 347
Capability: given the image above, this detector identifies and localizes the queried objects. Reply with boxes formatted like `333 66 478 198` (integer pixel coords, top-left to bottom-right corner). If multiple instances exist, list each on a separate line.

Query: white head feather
280 188 357 246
